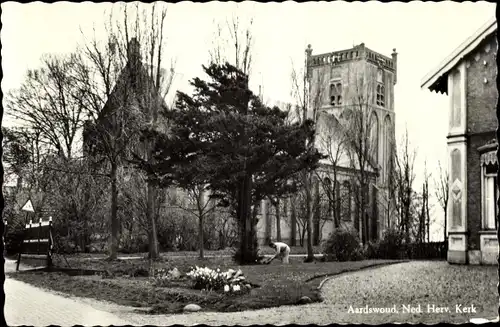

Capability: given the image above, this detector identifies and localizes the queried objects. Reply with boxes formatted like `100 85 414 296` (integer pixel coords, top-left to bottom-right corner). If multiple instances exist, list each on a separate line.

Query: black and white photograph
1 1 498 325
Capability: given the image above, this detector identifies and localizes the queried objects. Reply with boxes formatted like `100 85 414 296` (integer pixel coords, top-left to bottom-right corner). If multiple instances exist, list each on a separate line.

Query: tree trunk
334 180 340 228
371 187 378 241
313 180 321 245
237 174 256 264
147 182 159 260
444 206 447 242
264 200 271 244
359 184 366 245
290 196 297 246
305 173 315 262
276 198 281 242
354 187 360 232
426 186 430 243
198 214 204 259
108 162 119 260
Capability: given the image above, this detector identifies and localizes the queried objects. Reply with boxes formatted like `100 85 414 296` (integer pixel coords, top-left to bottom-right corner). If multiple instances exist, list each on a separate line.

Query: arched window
369 112 379 164
330 81 342 106
384 115 392 181
376 69 385 107
341 181 352 221
324 177 333 217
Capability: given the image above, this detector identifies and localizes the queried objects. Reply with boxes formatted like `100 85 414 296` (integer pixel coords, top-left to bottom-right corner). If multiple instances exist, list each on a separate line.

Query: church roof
97 38 168 124
421 17 496 94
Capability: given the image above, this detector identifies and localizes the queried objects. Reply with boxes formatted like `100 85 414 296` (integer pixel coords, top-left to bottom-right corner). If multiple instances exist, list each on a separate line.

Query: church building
257 43 398 246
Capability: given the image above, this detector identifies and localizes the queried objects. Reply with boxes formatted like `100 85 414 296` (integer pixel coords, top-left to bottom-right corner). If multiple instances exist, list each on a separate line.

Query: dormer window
330 81 342 106
376 69 385 107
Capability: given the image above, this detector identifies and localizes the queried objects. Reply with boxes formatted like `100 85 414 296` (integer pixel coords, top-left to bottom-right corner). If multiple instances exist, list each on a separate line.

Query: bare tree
6 53 88 160
317 114 349 228
393 129 417 244
289 188 298 246
2 127 38 190
170 185 218 259
209 13 254 77
79 3 175 260
335 63 380 245
290 46 328 262
434 161 449 242
417 162 431 243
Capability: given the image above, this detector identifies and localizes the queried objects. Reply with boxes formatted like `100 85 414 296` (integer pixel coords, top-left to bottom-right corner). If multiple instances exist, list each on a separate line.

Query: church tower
306 43 398 239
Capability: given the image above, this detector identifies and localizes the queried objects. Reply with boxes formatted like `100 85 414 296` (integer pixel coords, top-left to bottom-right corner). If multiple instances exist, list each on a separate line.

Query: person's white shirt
268 241 291 264
272 242 289 254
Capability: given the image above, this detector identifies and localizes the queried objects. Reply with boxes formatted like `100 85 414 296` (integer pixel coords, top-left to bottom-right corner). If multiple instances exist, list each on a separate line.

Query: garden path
4 259 133 326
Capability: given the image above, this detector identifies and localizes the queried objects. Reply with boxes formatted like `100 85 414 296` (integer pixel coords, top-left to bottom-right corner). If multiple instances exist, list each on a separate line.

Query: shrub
405 242 448 260
4 219 25 256
119 236 149 254
371 227 406 259
322 227 364 262
364 241 380 260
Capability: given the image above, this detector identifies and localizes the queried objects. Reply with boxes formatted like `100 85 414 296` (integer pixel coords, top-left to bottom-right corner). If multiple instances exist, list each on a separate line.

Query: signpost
16 199 49 271
21 199 35 213
21 199 35 229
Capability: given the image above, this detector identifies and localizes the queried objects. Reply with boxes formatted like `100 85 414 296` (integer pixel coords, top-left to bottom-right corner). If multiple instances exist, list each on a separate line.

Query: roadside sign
21 199 35 213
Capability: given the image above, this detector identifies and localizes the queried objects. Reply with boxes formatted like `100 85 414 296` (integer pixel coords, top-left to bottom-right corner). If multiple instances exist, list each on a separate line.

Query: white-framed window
482 163 498 230
329 81 342 106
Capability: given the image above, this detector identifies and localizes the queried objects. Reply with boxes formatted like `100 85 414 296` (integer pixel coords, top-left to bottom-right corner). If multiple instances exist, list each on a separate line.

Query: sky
1 1 496 240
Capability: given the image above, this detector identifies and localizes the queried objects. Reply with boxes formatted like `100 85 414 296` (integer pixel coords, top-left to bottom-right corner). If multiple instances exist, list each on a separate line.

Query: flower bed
186 266 252 294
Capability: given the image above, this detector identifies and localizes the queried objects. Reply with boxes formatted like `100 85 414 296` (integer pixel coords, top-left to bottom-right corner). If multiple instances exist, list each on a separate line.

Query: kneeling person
268 241 290 264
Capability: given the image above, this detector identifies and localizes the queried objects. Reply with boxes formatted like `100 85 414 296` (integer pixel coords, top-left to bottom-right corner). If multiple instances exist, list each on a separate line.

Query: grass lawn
8 254 404 314
56 246 324 259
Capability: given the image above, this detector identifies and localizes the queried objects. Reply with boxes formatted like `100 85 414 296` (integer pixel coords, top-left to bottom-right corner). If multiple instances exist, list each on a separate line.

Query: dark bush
364 241 380 260
405 242 447 260
4 219 25 256
366 226 447 260
322 227 364 262
119 236 149 254
375 227 406 259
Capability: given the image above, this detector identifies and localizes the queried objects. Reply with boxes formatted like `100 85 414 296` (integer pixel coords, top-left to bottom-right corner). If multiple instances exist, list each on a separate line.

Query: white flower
224 285 230 292
233 285 241 292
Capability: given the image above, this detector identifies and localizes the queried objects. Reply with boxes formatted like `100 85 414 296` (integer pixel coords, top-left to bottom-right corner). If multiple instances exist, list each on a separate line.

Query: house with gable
421 17 498 265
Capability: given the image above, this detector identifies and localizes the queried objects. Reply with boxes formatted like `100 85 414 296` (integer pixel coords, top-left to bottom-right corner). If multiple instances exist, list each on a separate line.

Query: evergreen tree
140 62 323 264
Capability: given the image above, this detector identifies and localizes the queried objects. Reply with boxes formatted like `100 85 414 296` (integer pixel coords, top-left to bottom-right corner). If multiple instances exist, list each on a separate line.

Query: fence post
38 218 42 255
47 216 53 268
3 220 7 258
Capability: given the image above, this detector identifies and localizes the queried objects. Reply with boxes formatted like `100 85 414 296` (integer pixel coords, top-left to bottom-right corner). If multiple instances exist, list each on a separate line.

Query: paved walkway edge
317 261 408 290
